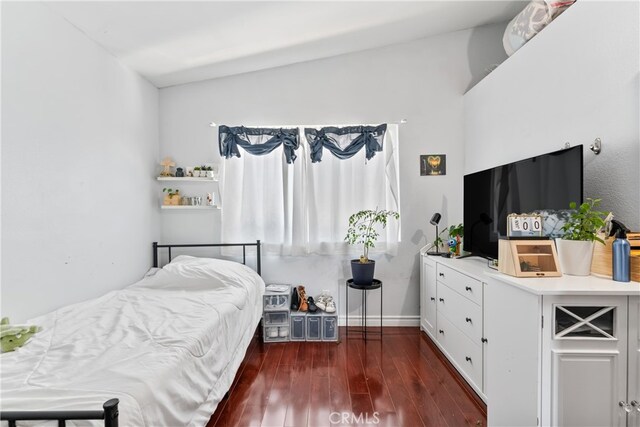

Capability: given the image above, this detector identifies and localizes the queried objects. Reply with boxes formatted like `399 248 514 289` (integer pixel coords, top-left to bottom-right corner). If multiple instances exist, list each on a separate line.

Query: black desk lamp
427 213 443 256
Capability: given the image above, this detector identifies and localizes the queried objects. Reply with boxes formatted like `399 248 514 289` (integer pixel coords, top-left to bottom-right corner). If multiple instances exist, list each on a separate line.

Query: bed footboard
0 398 119 427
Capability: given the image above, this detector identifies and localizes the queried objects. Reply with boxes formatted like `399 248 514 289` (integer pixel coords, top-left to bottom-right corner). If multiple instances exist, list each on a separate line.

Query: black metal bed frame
1 241 262 426
0 398 119 427
152 240 262 275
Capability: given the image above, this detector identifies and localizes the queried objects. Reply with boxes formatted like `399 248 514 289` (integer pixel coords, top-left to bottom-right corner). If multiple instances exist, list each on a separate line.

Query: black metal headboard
152 241 262 276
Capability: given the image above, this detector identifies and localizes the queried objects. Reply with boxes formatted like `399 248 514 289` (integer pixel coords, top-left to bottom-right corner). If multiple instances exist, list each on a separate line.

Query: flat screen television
463 145 583 260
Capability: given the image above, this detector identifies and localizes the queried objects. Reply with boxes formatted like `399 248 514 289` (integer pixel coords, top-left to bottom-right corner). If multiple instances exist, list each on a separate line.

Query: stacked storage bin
263 285 291 342
263 284 339 343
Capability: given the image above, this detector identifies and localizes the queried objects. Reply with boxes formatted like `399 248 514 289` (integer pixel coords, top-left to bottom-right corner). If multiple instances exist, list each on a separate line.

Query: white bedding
0 256 265 426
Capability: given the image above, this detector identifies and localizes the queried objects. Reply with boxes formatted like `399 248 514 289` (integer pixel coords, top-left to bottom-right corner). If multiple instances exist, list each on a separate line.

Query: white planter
555 239 595 276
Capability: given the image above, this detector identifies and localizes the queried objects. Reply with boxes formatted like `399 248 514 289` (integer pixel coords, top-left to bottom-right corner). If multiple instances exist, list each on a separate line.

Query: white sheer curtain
219 124 400 255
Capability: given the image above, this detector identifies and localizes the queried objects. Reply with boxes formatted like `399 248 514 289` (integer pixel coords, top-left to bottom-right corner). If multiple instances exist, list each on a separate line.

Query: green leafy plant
193 167 201 171
561 198 607 243
345 208 399 263
163 188 180 198
446 223 464 238
205 166 213 171
433 223 464 251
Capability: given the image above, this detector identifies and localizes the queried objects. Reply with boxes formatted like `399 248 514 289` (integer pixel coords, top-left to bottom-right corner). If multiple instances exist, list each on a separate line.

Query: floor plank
209 327 486 427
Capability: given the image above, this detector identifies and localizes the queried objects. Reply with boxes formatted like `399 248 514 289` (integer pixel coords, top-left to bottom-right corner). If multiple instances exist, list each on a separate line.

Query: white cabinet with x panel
485 272 640 427
541 295 629 427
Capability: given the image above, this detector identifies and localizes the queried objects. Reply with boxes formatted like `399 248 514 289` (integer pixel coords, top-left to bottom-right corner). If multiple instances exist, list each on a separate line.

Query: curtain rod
208 119 407 127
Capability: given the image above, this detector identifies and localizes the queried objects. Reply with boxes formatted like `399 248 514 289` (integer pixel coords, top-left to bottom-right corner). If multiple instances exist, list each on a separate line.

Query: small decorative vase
351 260 376 286
555 239 595 276
169 196 181 206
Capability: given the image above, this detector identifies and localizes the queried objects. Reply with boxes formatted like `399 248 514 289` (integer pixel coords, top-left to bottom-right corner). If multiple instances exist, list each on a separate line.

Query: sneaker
315 295 327 311
278 327 289 337
307 296 318 313
267 327 278 338
324 295 336 313
315 290 330 311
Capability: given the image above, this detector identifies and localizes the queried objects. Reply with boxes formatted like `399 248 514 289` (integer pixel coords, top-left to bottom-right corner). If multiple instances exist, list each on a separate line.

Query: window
219 124 400 256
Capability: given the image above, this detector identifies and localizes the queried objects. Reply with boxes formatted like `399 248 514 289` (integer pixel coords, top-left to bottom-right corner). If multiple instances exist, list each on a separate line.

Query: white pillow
132 255 261 291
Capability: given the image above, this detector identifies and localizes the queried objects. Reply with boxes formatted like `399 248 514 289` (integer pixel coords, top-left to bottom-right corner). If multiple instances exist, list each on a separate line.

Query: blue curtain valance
304 124 387 163
219 126 300 164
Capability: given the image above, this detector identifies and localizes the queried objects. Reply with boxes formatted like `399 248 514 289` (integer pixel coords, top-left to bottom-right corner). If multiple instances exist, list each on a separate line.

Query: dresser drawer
437 311 483 390
437 282 483 343
437 263 482 305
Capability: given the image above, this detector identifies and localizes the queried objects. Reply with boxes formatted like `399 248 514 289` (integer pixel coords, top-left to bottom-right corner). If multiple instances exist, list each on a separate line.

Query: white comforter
0 256 265 426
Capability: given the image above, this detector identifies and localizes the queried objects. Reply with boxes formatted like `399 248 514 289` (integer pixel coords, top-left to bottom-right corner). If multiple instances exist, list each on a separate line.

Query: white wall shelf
160 205 220 210
156 177 218 182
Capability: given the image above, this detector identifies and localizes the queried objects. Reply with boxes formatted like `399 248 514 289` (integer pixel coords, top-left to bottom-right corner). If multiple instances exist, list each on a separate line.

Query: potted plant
345 208 399 285
193 166 202 177
204 165 214 179
162 188 181 206
556 198 607 276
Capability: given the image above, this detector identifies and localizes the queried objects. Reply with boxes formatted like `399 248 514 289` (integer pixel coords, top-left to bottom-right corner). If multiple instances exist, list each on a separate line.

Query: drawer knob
430 297 436 301
439 329 445 334
439 298 445 303
481 338 488 343
465 356 472 363
439 272 445 277
465 286 472 292
465 317 472 323
620 401 632 413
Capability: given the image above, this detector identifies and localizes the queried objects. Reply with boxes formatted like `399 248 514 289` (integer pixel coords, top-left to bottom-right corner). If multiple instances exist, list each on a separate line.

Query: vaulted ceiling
46 1 525 88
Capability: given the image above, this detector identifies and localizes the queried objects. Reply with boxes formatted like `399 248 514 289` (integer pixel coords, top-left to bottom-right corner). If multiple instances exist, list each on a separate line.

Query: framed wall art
420 154 446 176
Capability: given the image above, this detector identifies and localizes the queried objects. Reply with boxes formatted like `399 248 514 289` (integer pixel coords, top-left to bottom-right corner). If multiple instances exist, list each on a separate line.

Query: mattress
0 256 265 426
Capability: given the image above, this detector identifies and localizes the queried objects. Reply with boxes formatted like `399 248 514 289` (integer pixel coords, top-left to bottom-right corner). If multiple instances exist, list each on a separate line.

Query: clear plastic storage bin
264 311 289 326
306 313 322 341
290 312 306 341
322 314 338 341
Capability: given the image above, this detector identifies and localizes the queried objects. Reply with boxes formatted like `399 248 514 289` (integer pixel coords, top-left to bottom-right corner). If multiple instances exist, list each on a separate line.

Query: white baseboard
338 315 419 327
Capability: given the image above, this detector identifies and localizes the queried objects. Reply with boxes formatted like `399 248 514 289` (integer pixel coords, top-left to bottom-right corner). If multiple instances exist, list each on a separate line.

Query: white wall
159 24 507 325
464 1 640 230
1 2 160 322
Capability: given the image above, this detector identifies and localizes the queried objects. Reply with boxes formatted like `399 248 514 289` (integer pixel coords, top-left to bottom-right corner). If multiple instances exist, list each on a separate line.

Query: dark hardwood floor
208 327 486 427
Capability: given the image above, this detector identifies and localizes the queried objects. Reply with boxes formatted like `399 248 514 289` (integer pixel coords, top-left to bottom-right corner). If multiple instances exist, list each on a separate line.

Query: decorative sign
507 213 543 238
420 154 446 176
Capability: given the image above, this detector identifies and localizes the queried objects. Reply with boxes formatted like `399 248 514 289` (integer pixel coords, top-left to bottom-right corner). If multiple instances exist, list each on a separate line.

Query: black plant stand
345 279 383 340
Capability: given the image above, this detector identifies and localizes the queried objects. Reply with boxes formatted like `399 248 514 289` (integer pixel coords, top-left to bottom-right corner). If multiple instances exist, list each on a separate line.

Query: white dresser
420 253 491 401
420 250 640 426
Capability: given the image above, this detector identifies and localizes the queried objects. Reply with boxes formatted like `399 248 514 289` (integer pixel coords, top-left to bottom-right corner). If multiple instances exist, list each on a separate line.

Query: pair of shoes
315 290 336 313
278 327 289 337
266 327 278 338
297 286 309 312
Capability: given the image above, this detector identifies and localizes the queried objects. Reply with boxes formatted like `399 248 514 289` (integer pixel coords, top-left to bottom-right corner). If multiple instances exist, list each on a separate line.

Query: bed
1 241 264 426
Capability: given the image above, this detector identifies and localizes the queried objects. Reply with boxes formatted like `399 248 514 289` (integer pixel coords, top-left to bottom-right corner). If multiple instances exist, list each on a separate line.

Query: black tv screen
463 145 583 259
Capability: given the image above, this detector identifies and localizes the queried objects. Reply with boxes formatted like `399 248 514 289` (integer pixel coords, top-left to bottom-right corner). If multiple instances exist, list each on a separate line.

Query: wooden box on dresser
420 249 640 426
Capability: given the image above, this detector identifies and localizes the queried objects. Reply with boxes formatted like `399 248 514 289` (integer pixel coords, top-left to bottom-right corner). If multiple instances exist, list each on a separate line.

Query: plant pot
169 196 181 206
351 259 376 286
555 239 595 276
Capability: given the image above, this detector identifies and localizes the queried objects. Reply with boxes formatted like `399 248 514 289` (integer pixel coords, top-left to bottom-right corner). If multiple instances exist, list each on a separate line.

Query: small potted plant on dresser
162 188 181 206
345 208 399 286
556 198 607 276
